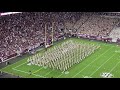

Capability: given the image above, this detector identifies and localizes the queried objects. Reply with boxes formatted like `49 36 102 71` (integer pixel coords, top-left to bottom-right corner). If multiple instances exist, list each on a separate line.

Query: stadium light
0 12 22 16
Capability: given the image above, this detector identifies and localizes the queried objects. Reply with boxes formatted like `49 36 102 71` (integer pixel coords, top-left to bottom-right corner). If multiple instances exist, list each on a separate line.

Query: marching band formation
28 40 100 71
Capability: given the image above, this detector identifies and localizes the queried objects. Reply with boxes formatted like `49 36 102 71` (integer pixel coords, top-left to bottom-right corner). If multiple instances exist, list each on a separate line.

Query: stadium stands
0 12 120 63
78 14 119 37
0 57 1 62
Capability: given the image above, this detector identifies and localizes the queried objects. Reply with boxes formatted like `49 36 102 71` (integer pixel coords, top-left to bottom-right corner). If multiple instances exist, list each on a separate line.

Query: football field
1 38 120 78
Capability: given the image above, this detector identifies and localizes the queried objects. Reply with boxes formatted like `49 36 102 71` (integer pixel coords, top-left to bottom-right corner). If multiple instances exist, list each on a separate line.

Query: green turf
1 37 120 78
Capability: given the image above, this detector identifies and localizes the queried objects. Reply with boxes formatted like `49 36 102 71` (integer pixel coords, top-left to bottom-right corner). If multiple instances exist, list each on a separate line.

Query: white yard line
72 46 113 78
57 73 63 78
14 62 28 69
15 61 52 77
44 70 54 76
12 68 30 74
32 67 43 74
12 68 46 78
32 73 46 78
109 60 120 73
0 59 27 70
89 53 116 77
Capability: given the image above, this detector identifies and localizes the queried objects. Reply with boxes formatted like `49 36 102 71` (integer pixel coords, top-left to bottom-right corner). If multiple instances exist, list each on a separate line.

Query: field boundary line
12 68 46 78
0 70 22 78
89 53 116 77
72 46 113 78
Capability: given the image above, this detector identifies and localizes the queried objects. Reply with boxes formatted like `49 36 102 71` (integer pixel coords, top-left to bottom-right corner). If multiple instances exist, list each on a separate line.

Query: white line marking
12 68 29 74
32 73 46 78
44 70 54 76
109 60 120 73
32 67 43 74
14 62 27 69
89 53 116 76
0 59 27 70
57 73 63 78
0 70 22 78
72 46 113 78
12 68 46 78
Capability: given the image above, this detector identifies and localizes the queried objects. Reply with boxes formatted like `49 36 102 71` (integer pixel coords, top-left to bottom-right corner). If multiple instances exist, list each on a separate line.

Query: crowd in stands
98 12 120 16
0 12 82 62
0 12 119 62
108 26 120 42
78 15 119 37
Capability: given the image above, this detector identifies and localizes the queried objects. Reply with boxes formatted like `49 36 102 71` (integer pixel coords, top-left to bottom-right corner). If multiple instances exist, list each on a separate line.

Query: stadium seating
0 12 119 63
78 15 118 37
